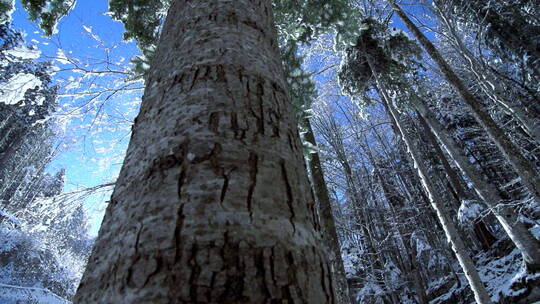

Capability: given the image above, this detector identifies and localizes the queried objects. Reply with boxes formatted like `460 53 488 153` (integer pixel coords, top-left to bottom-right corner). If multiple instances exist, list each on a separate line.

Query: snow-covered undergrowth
341 221 540 303
0 208 92 303
429 224 540 304
0 283 70 304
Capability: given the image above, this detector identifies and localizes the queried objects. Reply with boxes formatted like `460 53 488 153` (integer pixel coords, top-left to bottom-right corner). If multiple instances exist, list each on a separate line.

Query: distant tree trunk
414 100 540 270
365 50 491 303
434 5 540 143
417 112 497 250
302 117 352 304
388 0 540 207
343 155 381 274
314 112 383 275
440 0 540 80
364 141 428 304
379 90 492 304
74 1 337 303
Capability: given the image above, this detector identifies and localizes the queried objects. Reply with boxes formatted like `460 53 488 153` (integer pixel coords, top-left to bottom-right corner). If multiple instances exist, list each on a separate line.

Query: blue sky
11 0 142 236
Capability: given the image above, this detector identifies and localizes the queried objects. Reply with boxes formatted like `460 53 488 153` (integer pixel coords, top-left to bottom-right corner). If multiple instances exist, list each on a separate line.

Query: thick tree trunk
74 1 337 303
388 0 540 207
302 117 352 304
414 100 540 270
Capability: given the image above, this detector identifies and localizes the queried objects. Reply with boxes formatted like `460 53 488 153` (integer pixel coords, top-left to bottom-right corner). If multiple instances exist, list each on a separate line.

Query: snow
7 45 41 59
478 246 523 302
0 72 43 105
0 283 71 304
356 281 385 304
411 231 431 258
457 199 485 226
389 27 407 38
55 49 71 65
0 198 91 302
0 209 21 226
428 224 540 303
0 0 15 24
82 25 103 43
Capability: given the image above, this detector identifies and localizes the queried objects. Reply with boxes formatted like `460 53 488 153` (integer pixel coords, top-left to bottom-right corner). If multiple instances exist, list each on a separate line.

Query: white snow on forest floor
429 224 540 303
478 245 522 302
0 283 70 304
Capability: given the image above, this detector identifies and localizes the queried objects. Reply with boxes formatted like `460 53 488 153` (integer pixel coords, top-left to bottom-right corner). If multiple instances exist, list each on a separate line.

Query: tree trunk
388 0 540 207
414 100 540 270
74 1 337 303
302 117 352 304
417 112 497 250
365 50 491 302
434 4 540 143
380 91 492 304
365 145 428 304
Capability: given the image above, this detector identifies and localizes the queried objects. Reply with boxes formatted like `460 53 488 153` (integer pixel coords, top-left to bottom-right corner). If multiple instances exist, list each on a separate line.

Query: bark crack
219 167 236 207
256 81 265 135
174 203 185 263
191 142 222 164
142 256 163 288
208 112 220 134
174 140 189 263
247 152 258 221
318 249 333 304
280 159 296 234
134 223 143 254
188 243 200 302
189 67 201 91
230 112 247 144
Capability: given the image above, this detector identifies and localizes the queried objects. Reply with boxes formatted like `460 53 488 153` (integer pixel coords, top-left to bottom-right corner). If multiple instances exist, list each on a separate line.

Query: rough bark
388 0 540 207
302 117 352 304
74 1 336 303
414 100 540 270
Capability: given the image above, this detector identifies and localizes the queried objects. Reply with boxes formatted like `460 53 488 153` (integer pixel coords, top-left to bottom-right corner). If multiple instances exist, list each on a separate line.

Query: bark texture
74 1 336 303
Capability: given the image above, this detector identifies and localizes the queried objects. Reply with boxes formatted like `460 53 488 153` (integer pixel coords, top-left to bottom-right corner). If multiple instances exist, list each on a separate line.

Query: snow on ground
457 200 485 227
428 224 540 303
0 283 71 304
479 246 522 302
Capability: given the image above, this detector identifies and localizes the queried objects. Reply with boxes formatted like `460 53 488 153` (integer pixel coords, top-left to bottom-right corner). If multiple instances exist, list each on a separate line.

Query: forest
0 0 539 303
